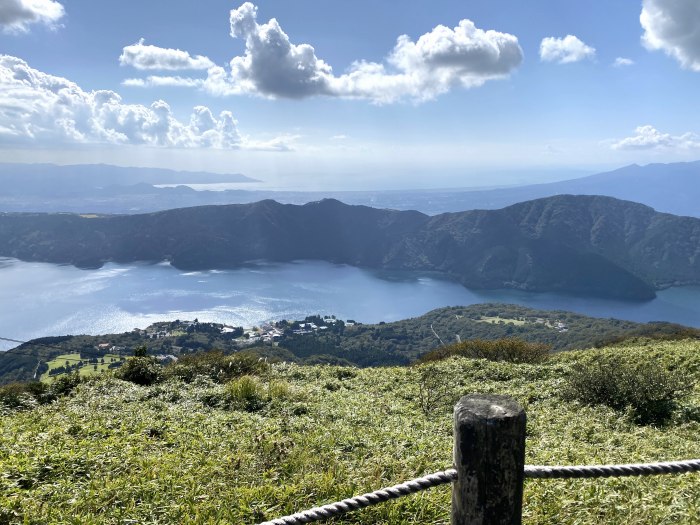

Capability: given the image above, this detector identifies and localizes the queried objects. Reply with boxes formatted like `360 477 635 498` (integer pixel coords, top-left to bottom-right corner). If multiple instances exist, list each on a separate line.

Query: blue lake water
0 257 698 350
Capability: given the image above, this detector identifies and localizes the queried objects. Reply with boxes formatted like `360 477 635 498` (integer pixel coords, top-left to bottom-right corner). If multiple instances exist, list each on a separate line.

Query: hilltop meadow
1 338 699 524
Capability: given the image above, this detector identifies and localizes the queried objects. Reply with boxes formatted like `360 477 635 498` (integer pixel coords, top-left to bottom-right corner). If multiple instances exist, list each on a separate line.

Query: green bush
222 376 292 412
49 372 82 397
165 351 268 383
267 380 291 401
225 375 266 411
418 338 550 365
0 382 40 409
562 356 692 425
0 375 83 410
116 357 163 386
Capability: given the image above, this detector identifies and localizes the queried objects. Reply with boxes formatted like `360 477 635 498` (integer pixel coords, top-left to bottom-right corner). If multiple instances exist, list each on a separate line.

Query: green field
40 353 124 381
1 339 699 524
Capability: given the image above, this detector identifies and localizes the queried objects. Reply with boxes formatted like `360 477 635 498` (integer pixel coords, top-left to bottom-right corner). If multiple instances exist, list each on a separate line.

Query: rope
257 469 457 525
525 458 700 479
257 459 700 525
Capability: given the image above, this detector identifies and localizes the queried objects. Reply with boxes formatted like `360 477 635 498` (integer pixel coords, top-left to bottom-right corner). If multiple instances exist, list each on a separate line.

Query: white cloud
221 2 334 98
0 0 64 32
613 57 634 67
0 54 248 149
120 39 215 71
641 0 700 71
539 35 595 64
244 134 300 152
122 76 204 88
611 125 700 150
202 2 522 103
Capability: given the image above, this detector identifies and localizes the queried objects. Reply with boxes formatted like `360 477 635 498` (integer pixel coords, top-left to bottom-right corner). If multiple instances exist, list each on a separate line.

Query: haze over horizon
1 1 700 190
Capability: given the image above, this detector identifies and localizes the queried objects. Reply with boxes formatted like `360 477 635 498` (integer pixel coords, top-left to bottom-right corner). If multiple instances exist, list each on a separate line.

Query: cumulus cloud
221 2 335 98
119 39 215 71
201 2 522 103
539 35 595 64
611 125 700 150
0 54 244 149
613 57 634 67
641 0 700 71
0 0 64 32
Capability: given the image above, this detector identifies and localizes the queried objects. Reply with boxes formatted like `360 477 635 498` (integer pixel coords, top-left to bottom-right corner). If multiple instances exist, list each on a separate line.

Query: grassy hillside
1 340 699 524
286 304 666 366
5 304 697 385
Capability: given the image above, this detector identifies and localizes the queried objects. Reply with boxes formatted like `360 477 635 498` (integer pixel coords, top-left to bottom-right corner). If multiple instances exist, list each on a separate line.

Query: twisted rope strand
257 459 700 525
524 458 700 479
257 469 457 525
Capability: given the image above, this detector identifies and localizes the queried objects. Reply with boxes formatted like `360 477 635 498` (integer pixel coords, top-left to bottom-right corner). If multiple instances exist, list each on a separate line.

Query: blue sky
1 0 699 189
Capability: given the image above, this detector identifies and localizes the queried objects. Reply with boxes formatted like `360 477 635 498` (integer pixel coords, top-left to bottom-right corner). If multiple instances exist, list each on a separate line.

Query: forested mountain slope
1 195 698 299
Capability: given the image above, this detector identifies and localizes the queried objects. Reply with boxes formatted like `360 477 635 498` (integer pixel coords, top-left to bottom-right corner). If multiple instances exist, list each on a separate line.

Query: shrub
415 364 454 416
594 323 700 348
116 357 163 386
226 375 266 411
0 382 38 409
417 338 550 365
267 380 291 401
165 351 267 383
24 381 50 399
562 356 692 425
49 372 82 397
0 376 83 410
333 368 357 380
222 376 292 412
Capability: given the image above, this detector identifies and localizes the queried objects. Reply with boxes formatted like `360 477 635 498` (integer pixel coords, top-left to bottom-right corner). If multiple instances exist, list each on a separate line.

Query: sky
0 0 699 190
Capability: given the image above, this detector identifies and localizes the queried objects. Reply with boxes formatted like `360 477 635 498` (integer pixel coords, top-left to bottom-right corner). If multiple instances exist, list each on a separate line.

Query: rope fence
258 469 457 525
258 460 700 525
525 458 700 479
257 394 700 525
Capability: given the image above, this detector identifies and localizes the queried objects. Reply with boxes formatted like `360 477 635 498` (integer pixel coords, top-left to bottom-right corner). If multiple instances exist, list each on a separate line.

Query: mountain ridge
1 194 699 300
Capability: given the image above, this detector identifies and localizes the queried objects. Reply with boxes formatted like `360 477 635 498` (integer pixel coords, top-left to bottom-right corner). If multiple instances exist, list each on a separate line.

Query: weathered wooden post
452 394 526 524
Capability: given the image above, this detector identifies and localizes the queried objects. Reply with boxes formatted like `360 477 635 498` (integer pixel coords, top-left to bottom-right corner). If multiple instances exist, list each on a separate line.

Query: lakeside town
132 315 359 345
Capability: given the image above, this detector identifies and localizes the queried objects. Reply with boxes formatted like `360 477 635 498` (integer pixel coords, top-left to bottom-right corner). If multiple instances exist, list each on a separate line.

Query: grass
40 353 123 382
1 339 699 524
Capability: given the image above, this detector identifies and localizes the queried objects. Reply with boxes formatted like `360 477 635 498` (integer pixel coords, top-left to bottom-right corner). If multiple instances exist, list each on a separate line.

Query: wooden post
452 394 526 525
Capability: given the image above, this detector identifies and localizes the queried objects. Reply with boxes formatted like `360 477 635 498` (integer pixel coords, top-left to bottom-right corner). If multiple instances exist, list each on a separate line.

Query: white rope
524 458 700 479
257 459 700 525
257 469 457 525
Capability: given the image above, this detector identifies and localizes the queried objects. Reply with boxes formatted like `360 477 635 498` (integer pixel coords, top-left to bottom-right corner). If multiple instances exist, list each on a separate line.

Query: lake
0 257 699 350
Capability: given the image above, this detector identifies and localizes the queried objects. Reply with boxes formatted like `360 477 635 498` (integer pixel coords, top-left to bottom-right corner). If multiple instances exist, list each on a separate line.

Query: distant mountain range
435 161 700 218
0 160 698 217
1 194 698 300
0 163 257 197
